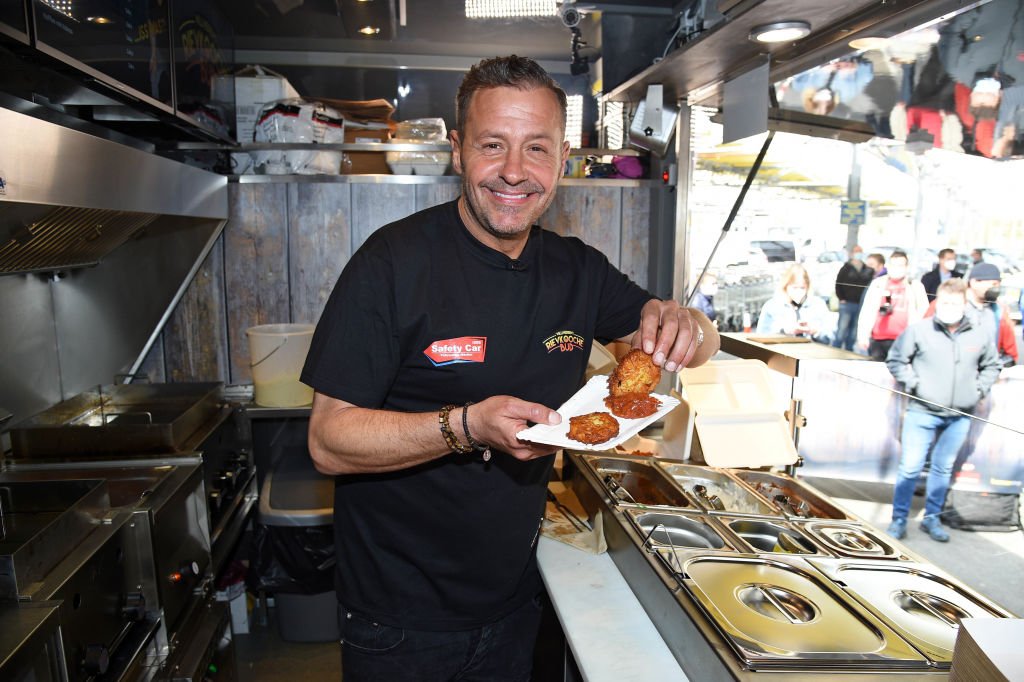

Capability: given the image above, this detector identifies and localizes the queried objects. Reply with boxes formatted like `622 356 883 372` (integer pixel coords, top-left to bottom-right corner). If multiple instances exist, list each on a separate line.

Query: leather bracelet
462 402 492 462
439 404 473 454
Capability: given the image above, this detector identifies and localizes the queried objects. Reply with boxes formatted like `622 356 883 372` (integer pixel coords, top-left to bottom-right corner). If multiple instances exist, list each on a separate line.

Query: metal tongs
603 474 636 504
692 484 726 511
774 494 809 518
546 490 591 533
640 523 684 574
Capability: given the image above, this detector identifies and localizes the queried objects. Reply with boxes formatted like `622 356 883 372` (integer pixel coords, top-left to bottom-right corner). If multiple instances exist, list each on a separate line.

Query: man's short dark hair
938 248 955 259
456 55 568 132
890 250 909 263
867 252 885 265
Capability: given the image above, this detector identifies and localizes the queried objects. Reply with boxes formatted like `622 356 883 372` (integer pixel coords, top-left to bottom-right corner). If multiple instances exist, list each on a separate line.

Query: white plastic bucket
246 324 315 407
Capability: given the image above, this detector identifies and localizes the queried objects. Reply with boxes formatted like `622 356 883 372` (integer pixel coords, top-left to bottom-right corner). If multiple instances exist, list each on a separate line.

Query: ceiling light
749 21 811 44
358 26 381 35
465 0 557 20
87 15 112 24
42 0 73 18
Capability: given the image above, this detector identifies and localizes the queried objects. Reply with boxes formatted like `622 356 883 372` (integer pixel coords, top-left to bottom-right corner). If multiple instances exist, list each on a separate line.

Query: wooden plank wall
141 181 653 385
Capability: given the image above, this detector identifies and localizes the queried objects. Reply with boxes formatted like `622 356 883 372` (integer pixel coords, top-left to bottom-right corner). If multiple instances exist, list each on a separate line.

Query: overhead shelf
603 0 961 107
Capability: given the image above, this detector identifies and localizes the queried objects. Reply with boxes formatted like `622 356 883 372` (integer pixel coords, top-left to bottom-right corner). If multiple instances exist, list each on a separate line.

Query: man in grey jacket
885 279 1002 542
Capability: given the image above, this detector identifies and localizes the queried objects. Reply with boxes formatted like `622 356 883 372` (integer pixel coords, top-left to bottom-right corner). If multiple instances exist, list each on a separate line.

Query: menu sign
32 0 174 111
173 0 233 138
0 1 29 43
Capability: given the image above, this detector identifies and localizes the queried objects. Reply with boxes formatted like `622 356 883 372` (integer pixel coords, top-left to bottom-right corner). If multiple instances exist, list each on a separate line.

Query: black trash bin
249 448 338 642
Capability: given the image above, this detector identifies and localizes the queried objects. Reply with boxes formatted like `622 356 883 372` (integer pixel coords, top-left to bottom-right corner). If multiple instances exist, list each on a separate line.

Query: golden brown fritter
604 393 661 419
607 349 661 397
567 411 620 445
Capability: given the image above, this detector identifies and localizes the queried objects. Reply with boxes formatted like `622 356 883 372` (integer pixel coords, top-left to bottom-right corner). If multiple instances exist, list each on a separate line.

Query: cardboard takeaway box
663 359 799 467
320 98 397 175
342 124 391 174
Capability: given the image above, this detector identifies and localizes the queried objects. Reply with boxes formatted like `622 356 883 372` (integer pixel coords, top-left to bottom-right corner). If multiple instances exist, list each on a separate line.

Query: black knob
122 592 146 621
82 644 110 675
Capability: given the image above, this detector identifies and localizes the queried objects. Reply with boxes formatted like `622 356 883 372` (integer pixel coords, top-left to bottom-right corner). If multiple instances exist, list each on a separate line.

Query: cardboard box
213 65 301 144
672 359 798 467
342 126 390 175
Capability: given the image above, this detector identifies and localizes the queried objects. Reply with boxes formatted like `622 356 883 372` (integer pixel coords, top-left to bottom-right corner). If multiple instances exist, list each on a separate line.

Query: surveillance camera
559 6 581 28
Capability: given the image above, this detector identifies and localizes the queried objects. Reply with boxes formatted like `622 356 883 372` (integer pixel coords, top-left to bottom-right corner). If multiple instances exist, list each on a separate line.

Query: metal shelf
230 174 654 187
179 142 644 156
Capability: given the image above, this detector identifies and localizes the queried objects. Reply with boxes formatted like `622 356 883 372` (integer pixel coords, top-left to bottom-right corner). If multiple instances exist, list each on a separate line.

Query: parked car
805 250 845 300
966 248 1022 276
750 240 796 263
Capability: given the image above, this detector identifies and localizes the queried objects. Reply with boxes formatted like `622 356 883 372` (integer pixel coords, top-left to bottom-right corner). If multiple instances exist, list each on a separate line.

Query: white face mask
942 259 957 271
851 252 863 262
888 265 907 280
786 286 807 304
935 304 965 326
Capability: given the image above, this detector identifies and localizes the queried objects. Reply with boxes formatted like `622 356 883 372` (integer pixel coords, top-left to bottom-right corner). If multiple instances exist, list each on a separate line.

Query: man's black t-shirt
301 199 652 630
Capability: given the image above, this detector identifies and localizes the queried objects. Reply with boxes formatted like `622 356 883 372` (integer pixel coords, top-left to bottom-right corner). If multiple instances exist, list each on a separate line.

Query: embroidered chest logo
423 336 487 367
543 330 584 354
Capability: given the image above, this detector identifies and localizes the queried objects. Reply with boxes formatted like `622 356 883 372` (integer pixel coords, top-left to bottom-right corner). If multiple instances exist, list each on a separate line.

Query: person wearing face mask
692 273 719 326
856 250 929 360
964 262 1017 366
833 246 875 351
756 264 832 344
885 278 1001 542
920 248 963 301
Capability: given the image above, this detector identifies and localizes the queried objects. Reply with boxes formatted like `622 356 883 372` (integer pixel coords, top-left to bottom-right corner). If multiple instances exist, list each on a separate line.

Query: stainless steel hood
0 106 229 431
0 106 227 275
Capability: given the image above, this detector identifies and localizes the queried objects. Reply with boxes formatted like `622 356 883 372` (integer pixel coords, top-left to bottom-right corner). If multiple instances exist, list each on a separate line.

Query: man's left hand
633 299 701 371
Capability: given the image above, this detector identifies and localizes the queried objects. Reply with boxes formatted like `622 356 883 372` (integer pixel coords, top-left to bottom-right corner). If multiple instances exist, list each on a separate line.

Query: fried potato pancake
607 349 660 397
604 393 661 419
567 411 620 445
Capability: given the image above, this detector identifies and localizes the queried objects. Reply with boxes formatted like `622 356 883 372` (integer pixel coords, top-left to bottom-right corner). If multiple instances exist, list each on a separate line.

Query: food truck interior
2 0 1023 680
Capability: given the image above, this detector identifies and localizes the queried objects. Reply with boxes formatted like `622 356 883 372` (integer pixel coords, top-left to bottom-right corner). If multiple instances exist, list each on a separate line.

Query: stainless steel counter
0 602 65 682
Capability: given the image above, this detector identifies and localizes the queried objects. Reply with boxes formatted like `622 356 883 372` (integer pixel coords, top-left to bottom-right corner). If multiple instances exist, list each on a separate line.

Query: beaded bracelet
438 404 473 454
461 401 492 462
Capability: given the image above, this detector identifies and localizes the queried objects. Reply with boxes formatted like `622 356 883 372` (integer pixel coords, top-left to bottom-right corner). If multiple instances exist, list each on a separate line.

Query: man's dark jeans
832 301 861 351
868 337 895 361
338 594 544 682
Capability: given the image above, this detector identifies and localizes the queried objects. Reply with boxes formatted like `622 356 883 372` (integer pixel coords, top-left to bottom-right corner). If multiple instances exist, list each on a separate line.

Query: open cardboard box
665 359 798 468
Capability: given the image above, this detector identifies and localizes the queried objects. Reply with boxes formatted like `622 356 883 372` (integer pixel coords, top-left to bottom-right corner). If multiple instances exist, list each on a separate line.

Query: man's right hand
466 396 562 461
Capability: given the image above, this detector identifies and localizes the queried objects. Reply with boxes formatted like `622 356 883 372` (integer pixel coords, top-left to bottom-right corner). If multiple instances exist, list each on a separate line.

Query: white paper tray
517 375 680 451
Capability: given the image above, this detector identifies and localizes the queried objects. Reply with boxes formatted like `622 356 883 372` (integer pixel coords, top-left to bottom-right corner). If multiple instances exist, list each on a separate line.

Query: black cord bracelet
462 401 492 461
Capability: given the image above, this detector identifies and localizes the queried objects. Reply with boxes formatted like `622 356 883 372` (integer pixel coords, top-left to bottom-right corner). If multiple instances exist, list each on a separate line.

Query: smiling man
301 55 718 682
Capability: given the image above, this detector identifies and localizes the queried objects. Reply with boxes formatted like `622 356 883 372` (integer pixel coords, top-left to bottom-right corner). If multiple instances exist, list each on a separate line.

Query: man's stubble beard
460 175 552 241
